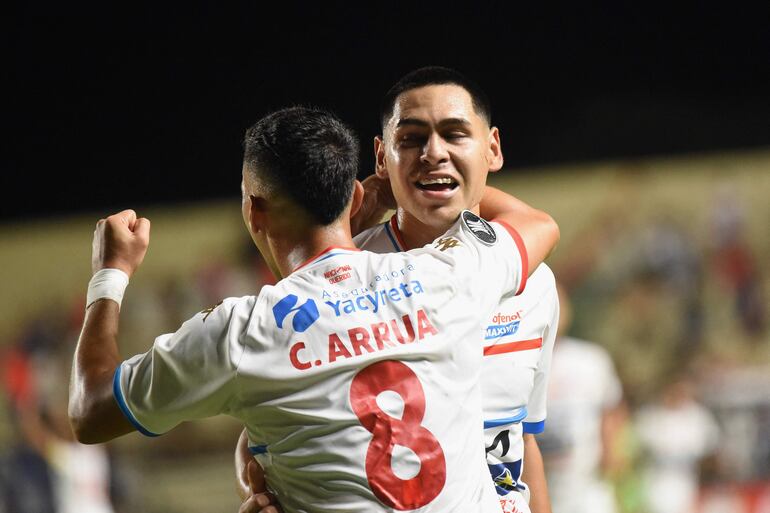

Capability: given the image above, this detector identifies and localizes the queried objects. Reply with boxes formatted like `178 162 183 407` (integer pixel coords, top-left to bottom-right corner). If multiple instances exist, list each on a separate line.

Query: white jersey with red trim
114 212 523 513
355 215 559 500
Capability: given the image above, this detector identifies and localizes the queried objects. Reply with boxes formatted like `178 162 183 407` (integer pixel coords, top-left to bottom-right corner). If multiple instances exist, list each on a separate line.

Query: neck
267 220 356 278
395 208 466 249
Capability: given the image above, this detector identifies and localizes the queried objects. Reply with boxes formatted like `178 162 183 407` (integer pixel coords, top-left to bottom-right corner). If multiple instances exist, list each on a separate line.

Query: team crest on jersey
462 210 496 245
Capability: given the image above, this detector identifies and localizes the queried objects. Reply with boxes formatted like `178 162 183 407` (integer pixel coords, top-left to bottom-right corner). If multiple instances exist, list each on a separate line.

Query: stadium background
3 3 769 512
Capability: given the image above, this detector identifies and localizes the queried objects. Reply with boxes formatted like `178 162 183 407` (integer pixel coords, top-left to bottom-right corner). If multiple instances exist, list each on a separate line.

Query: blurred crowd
1 175 768 513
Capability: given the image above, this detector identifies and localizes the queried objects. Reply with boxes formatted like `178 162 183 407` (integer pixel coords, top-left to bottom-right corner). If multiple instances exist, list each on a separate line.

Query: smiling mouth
415 177 459 192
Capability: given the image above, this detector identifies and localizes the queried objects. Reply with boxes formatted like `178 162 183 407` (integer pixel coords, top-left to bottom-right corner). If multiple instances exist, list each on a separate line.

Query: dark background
5 2 770 222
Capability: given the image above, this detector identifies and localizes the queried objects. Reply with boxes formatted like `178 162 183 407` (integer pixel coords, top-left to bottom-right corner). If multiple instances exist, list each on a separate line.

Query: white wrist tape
86 269 130 309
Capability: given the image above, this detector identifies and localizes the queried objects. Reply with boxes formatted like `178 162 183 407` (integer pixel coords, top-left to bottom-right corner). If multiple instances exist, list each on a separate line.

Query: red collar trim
389 214 410 250
292 246 361 272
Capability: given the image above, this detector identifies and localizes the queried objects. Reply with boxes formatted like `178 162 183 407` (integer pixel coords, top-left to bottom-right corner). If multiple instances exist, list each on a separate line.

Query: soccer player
539 284 624 513
236 67 559 513
68 106 559 512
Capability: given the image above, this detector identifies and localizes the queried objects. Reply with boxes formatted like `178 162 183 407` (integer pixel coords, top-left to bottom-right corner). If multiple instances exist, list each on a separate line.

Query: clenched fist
92 209 151 277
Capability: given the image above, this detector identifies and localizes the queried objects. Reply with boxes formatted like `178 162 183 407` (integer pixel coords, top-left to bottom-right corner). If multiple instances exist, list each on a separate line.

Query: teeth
419 177 456 185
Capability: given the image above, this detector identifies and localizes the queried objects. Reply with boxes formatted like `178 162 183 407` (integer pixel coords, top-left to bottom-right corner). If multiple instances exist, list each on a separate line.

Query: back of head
380 66 492 129
243 106 360 225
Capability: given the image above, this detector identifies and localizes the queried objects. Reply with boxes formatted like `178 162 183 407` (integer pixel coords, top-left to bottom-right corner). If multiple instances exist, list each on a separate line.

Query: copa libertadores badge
461 210 497 245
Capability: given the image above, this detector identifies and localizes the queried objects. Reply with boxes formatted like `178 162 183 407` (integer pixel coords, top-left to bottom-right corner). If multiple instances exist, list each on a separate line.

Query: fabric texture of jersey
355 215 559 498
116 213 523 513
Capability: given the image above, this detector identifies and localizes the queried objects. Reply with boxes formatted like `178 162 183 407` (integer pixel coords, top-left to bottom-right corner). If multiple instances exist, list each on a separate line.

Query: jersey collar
384 214 409 251
292 246 361 273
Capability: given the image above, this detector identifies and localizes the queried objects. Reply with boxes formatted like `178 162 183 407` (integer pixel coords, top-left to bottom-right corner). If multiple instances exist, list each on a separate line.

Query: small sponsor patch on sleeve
461 210 497 245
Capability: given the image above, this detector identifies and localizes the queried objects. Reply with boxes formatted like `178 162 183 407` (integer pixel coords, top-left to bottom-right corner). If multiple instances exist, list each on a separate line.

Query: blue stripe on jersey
248 445 268 455
112 365 161 437
523 420 546 434
483 407 528 428
383 222 401 251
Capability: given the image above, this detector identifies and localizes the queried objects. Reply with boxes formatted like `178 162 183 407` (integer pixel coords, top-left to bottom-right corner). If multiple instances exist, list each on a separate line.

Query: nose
420 133 449 167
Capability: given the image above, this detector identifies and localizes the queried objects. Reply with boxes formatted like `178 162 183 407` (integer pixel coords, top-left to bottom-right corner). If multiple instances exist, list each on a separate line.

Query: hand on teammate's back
91 209 150 277
239 460 282 513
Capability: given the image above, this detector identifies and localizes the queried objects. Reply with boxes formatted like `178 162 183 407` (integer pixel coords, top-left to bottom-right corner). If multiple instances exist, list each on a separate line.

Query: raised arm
68 209 150 444
478 186 559 275
349 175 396 237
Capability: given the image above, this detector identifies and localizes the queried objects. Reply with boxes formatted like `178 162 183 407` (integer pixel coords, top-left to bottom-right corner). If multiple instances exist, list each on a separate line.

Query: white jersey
355 215 559 500
635 398 719 513
538 337 622 513
48 441 115 513
115 211 524 513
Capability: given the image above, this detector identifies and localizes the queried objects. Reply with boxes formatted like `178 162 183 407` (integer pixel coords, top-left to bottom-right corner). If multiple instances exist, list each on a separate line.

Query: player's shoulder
422 210 499 256
195 295 260 326
353 219 398 254
503 263 556 309
530 262 555 283
524 263 556 294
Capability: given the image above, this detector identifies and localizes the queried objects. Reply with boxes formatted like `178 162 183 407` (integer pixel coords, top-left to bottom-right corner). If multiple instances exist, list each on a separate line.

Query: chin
420 204 464 227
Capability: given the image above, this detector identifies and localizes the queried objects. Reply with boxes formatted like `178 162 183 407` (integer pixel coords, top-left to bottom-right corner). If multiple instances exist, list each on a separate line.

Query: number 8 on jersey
349 360 447 510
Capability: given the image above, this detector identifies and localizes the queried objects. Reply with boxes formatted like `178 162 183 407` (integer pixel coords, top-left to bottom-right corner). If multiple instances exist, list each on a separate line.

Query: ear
248 194 269 235
349 179 365 218
487 126 504 173
374 136 389 179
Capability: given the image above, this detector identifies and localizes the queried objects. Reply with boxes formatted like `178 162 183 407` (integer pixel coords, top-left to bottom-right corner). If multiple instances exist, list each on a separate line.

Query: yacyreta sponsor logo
323 280 424 317
273 294 320 332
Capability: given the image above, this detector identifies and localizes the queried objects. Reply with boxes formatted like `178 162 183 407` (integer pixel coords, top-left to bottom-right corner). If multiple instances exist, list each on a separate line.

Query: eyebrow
395 117 472 129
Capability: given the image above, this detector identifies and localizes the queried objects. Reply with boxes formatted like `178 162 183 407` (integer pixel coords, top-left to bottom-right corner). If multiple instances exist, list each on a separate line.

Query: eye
397 133 426 147
443 130 469 141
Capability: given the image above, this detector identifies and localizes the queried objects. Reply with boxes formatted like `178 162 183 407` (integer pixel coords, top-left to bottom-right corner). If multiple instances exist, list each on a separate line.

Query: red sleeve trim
483 337 543 356
491 219 528 295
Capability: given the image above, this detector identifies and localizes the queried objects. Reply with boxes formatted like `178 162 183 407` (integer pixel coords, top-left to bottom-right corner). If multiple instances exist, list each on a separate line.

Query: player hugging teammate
68 67 560 513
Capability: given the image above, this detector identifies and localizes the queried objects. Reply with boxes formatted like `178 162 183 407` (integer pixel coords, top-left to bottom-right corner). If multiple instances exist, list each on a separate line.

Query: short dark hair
380 66 492 129
243 106 359 225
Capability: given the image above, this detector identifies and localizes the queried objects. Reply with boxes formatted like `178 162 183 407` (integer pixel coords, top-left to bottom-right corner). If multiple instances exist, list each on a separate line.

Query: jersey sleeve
425 210 527 302
523 275 559 434
113 296 255 436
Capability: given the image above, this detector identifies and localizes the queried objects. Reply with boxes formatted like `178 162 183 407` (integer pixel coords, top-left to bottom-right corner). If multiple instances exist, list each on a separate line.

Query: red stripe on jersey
389 214 409 250
491 219 529 296
483 337 543 356
293 246 361 272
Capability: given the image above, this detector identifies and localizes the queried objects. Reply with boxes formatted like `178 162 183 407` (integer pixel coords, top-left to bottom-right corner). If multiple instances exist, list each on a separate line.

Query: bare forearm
235 430 281 513
68 299 132 443
236 428 253 500
521 434 552 513
479 186 559 274
478 186 538 221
